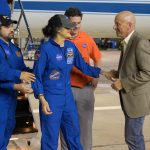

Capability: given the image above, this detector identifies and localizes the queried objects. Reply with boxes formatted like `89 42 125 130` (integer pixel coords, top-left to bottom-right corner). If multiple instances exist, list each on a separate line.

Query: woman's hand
102 70 118 81
38 95 53 115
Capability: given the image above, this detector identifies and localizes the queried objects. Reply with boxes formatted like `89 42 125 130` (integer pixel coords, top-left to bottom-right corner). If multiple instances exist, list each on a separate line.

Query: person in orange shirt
60 7 101 150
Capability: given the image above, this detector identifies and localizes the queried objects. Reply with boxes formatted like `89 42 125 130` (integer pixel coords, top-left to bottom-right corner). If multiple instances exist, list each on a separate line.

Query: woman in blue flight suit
32 14 102 150
0 15 35 150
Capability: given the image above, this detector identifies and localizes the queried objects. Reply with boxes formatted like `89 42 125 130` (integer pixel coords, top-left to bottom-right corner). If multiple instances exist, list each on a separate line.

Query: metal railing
15 0 34 50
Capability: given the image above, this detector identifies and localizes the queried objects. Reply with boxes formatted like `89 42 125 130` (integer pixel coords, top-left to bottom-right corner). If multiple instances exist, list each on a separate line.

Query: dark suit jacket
119 31 150 118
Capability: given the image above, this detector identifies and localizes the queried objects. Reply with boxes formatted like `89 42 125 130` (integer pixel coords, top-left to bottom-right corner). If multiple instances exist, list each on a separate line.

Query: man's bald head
116 11 136 26
114 11 136 38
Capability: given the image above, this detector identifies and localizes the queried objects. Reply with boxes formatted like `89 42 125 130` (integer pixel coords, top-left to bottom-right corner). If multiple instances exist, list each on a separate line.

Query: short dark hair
65 7 83 19
42 15 62 38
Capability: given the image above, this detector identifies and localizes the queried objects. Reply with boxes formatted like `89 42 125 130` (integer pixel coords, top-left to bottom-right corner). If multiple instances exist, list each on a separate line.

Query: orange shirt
69 31 101 88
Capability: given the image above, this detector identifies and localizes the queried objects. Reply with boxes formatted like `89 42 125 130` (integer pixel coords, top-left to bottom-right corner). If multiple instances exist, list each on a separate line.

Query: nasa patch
56 54 63 61
66 48 74 64
49 70 60 80
82 43 87 48
16 50 22 57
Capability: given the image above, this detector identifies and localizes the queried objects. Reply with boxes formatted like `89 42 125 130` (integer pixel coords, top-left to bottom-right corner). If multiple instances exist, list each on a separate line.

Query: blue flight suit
32 39 101 150
0 62 21 81
0 39 31 150
0 0 11 17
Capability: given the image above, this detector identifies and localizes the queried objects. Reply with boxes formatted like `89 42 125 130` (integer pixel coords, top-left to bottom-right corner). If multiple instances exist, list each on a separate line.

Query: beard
9 32 14 38
7 32 14 40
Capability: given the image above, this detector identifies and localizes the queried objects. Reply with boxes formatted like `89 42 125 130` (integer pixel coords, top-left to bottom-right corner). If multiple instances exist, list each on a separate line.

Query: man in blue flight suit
0 14 35 150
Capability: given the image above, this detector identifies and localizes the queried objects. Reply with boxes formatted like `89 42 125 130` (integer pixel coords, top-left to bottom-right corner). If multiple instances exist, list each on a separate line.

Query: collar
69 31 82 40
124 30 135 45
49 38 67 48
49 38 59 46
0 37 10 45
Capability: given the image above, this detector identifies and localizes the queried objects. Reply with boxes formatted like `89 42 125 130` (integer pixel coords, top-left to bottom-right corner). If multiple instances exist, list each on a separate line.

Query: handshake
101 70 123 91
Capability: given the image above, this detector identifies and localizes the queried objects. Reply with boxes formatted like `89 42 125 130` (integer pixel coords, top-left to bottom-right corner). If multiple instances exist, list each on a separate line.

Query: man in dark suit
105 11 150 150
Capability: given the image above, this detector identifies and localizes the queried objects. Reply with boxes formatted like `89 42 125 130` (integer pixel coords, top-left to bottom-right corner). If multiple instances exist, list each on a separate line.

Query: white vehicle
12 0 150 39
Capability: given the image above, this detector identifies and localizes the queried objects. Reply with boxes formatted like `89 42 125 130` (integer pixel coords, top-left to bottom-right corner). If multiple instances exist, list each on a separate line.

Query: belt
71 86 81 88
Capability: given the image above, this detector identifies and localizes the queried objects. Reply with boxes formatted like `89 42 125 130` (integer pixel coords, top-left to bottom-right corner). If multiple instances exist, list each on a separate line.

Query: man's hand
111 79 123 91
20 72 35 83
14 83 33 94
39 95 53 115
91 78 99 89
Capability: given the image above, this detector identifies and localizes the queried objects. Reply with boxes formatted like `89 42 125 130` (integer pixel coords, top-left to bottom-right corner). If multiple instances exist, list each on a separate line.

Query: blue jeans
125 114 145 150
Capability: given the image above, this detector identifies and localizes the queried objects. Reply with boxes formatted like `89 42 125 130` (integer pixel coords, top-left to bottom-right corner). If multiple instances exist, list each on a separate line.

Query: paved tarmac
8 50 150 150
